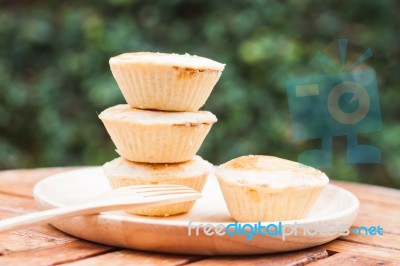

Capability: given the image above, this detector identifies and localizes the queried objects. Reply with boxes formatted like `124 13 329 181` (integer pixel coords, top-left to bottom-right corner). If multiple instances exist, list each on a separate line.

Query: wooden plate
33 167 359 255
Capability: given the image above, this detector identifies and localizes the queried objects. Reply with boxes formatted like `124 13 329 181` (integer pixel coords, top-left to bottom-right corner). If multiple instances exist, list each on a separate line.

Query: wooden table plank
0 207 80 242
322 239 400 263
340 230 400 251
0 240 116 266
308 253 397 266
333 181 400 205
0 193 38 213
351 202 400 234
182 247 328 265
0 192 78 256
61 250 203 266
0 191 80 238
0 167 78 198
0 228 72 255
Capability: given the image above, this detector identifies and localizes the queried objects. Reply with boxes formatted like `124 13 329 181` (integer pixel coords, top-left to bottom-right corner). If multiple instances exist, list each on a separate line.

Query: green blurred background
0 0 399 188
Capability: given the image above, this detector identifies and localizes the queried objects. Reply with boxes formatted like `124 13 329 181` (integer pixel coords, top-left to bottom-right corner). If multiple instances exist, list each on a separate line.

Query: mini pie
103 155 213 216
215 155 329 222
98 104 217 163
109 52 225 112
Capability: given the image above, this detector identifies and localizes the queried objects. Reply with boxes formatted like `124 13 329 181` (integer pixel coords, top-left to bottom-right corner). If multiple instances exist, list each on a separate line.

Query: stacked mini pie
99 52 225 216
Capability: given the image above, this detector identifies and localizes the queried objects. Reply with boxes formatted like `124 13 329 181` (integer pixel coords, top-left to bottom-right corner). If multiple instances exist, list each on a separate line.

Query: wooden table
0 167 399 265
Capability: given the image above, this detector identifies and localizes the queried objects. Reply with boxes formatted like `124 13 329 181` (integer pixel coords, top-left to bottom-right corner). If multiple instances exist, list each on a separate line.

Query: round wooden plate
33 167 359 255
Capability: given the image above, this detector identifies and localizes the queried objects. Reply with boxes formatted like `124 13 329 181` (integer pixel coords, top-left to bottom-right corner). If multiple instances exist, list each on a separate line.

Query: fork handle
0 200 170 233
0 204 100 233
0 191 201 233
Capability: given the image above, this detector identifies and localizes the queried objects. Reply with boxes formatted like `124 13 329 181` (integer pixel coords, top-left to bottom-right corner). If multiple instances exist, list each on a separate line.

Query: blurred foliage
0 0 399 188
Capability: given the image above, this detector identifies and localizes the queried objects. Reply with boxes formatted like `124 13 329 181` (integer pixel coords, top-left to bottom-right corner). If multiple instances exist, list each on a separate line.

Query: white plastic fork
0 184 201 233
